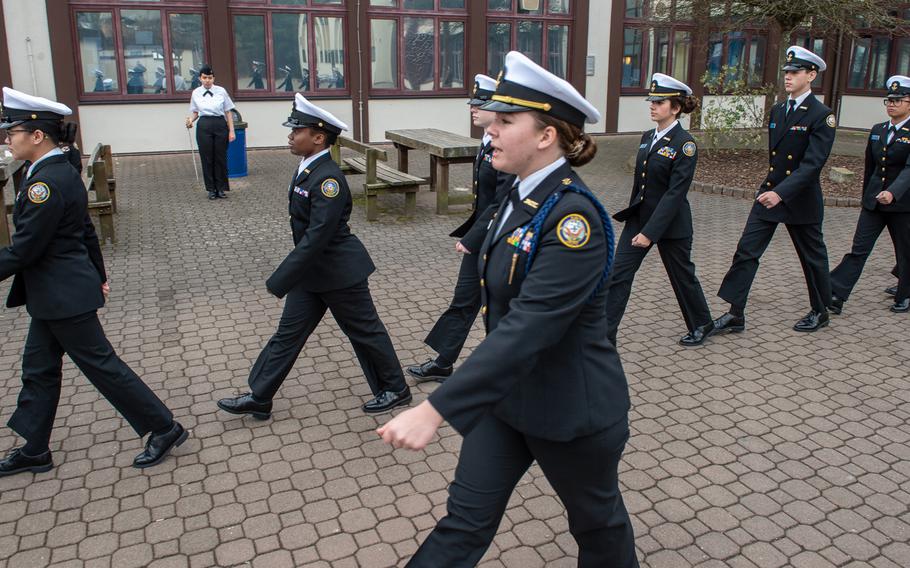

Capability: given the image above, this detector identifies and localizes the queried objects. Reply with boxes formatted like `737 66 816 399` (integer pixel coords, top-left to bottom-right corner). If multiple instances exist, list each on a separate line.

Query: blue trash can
227 108 248 178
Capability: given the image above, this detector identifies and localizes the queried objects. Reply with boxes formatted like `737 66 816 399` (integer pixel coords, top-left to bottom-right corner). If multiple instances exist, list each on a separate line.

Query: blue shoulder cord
521 185 616 301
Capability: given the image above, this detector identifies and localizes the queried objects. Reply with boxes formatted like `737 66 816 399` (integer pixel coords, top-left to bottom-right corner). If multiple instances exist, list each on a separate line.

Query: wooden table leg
0 180 10 247
395 144 409 174
429 156 437 192
436 159 449 215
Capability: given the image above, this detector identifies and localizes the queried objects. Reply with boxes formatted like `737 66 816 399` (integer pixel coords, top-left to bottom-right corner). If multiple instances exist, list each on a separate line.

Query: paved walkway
0 138 907 568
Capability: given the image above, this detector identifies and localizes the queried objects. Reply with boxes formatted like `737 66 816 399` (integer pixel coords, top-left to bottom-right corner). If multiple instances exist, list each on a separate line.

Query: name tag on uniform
871 134 881 141
769 123 776 129
639 143 648 149
790 125 808 131
293 186 309 197
657 146 677 159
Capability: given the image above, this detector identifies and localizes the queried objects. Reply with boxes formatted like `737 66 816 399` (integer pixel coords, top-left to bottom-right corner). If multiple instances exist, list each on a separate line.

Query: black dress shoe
216 191 227 199
0 448 53 477
890 298 910 313
362 387 412 414
679 321 715 347
405 360 453 383
828 295 845 315
217 393 272 420
208 191 217 200
793 310 829 332
133 422 188 469
885 286 898 297
709 312 745 336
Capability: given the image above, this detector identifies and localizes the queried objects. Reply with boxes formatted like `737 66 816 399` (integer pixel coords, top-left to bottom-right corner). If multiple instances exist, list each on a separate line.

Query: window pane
403 0 433 8
849 37 871 89
726 31 745 83
272 0 307 4
869 37 890 91
371 0 396 5
548 0 569 14
441 0 465 8
649 28 670 76
547 24 568 78
76 12 118 94
439 21 465 88
121 9 163 95
747 35 766 87
489 0 511 11
371 19 398 88
517 21 542 64
403 17 434 90
518 1 542 14
234 15 267 90
313 0 343 4
314 16 345 89
705 32 722 82
671 30 690 82
898 40 910 85
487 22 510 76
169 13 205 93
625 0 643 18
622 27 643 87
273 13 309 92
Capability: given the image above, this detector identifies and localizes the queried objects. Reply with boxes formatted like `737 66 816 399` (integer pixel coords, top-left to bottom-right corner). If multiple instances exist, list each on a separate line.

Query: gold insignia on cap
321 178 340 198
472 83 478 95
496 70 503 84
27 182 50 204
650 80 658 92
318 121 324 127
892 81 900 92
30 114 37 119
522 198 539 209
826 114 836 128
787 51 794 61
557 213 590 249
562 178 572 185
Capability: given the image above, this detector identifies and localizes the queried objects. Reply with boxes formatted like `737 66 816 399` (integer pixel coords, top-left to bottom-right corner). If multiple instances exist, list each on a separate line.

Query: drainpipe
26 37 39 94
355 0 365 141
831 30 844 123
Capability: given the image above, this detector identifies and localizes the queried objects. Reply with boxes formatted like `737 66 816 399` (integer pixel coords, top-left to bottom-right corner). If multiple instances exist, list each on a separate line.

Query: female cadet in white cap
378 52 639 567
829 75 910 314
0 87 187 476
607 73 714 346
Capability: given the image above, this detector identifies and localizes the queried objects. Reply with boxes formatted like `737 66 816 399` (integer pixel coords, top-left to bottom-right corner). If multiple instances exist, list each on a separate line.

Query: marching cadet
217 94 411 420
406 74 515 382
378 52 638 568
607 73 714 347
185 65 235 200
712 45 836 335
0 88 186 476
830 75 910 314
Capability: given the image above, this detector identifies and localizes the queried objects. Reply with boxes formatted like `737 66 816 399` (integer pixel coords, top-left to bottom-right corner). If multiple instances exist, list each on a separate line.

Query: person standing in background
185 65 235 200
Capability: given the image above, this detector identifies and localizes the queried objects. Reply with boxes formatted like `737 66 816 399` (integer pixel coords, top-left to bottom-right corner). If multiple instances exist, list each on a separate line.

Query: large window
848 36 893 92
368 1 466 94
705 31 767 88
230 1 347 96
621 0 693 90
72 2 207 99
486 0 572 79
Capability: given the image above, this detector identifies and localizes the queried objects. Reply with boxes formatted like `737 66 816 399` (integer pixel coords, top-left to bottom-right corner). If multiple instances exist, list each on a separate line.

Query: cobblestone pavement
0 136 907 568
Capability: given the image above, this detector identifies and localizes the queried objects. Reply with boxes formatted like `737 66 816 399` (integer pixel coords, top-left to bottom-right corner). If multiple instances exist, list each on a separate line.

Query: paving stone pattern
0 136 907 567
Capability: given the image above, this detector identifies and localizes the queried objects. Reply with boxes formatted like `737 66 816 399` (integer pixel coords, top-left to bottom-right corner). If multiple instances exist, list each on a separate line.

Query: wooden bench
85 143 116 244
332 136 428 221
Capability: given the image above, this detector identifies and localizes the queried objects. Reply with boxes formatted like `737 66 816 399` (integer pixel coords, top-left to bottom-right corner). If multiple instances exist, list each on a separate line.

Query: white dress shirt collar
296 148 331 178
650 120 679 149
787 89 812 109
494 156 567 237
27 147 64 178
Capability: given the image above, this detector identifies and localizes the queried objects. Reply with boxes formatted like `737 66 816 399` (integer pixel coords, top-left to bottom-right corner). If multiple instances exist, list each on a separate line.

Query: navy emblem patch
557 214 590 249
682 141 696 157
27 182 50 204
321 179 340 198
826 115 836 128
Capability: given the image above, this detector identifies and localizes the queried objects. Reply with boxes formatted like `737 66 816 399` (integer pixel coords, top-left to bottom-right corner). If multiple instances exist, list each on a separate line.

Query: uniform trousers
7 311 173 450
718 214 831 312
406 414 638 568
831 209 910 301
606 222 712 344
248 279 406 400
424 252 481 363
196 116 230 193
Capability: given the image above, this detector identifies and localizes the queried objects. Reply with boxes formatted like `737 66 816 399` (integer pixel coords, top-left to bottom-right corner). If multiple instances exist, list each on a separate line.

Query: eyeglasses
4 129 30 135
883 98 909 106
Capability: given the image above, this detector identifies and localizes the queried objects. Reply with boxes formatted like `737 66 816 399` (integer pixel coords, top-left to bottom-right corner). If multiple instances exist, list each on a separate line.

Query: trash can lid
230 108 247 129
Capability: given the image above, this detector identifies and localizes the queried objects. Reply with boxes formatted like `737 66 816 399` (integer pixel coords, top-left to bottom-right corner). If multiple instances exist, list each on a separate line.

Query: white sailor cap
481 51 600 127
783 45 826 72
468 74 497 106
0 87 72 129
283 93 349 134
646 73 692 101
886 75 910 97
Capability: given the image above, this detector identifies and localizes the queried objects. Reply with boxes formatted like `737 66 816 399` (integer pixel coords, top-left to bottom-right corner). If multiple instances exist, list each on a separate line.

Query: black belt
198 115 225 120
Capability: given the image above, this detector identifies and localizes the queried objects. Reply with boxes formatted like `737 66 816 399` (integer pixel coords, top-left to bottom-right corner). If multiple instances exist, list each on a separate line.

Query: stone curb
691 180 862 208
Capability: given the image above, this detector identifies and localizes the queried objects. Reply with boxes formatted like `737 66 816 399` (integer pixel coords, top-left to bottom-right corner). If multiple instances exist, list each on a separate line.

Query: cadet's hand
377 401 444 451
455 241 471 254
101 282 111 299
757 191 782 208
229 130 236 143
876 191 894 205
185 117 193 129
631 233 651 248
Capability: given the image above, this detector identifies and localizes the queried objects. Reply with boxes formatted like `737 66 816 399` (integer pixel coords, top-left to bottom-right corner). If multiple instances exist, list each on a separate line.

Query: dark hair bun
61 122 78 144
566 134 597 167
680 95 699 115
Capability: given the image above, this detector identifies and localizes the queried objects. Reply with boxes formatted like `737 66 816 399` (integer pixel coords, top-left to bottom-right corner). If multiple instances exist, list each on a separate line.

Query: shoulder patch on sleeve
826 114 836 128
556 213 591 249
321 178 340 198
682 141 697 157
27 182 51 204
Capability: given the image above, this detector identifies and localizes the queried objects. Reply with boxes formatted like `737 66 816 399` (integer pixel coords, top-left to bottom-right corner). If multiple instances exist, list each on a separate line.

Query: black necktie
203 90 213 97
786 99 796 117
888 125 897 144
508 183 523 210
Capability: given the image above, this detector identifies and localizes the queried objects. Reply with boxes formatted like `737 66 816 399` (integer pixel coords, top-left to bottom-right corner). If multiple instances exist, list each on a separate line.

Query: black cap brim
467 98 487 106
0 119 24 129
645 95 678 102
479 100 528 114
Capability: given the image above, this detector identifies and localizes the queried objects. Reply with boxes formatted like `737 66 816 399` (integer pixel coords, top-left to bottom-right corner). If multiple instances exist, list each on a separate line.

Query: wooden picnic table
0 146 25 247
385 128 479 214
